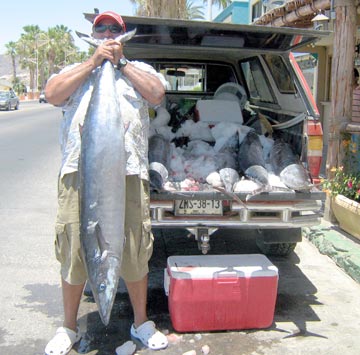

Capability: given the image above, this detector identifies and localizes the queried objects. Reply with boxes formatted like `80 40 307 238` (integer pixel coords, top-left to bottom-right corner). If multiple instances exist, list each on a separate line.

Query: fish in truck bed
269 139 313 191
238 129 270 192
148 134 171 192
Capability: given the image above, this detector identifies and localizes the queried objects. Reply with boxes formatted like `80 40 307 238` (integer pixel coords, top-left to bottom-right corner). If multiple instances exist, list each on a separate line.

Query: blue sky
0 0 221 54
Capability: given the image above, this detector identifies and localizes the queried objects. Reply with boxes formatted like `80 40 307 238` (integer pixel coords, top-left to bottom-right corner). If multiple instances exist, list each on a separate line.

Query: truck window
240 57 275 103
206 64 237 93
263 54 296 94
163 65 203 91
150 62 237 93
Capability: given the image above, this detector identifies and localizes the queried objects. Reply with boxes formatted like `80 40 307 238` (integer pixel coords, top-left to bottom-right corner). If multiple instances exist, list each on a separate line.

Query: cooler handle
163 268 170 296
213 268 244 283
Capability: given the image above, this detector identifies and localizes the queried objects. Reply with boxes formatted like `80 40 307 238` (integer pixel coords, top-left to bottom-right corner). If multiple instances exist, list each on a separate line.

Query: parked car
123 16 328 256
0 90 19 110
39 91 47 103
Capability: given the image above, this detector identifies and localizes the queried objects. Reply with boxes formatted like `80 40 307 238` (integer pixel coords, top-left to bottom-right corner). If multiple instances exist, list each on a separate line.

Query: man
44 11 168 355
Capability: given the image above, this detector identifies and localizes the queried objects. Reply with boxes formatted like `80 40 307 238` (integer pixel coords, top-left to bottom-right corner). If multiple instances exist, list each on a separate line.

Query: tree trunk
324 0 356 221
147 0 187 18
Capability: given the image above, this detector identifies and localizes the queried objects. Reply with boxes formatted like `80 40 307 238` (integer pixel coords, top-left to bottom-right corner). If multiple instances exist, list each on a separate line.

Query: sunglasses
94 24 123 34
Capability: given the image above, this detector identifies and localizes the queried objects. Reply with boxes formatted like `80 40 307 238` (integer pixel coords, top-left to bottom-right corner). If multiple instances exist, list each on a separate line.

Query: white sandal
44 326 81 355
130 320 168 350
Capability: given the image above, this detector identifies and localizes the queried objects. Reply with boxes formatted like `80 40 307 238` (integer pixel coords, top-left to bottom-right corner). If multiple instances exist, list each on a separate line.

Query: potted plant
321 135 360 239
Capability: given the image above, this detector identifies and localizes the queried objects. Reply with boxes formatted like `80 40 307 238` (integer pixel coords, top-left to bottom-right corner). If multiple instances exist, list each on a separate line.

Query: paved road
1 104 360 355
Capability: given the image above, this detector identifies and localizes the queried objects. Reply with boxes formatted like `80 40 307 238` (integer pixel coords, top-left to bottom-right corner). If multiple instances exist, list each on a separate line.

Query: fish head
149 170 164 192
90 251 121 325
219 168 240 192
279 164 313 191
244 165 269 186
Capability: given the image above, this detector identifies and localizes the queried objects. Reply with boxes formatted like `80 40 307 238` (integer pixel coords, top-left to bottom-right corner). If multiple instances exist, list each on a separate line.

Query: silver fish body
79 30 135 325
216 132 239 171
269 139 312 191
80 59 125 326
238 130 269 187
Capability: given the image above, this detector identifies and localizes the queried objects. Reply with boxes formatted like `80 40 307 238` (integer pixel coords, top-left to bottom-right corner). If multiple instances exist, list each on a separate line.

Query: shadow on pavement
78 228 324 354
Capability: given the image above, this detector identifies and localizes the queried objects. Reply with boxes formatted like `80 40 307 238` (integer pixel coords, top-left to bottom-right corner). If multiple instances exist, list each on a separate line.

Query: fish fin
245 185 272 201
87 221 107 256
79 123 83 137
213 186 247 208
124 122 130 133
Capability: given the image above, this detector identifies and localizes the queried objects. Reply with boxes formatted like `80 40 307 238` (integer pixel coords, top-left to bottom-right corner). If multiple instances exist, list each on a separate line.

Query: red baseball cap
93 11 126 32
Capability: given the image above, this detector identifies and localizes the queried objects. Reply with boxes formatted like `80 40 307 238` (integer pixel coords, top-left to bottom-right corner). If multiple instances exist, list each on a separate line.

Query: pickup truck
123 16 327 256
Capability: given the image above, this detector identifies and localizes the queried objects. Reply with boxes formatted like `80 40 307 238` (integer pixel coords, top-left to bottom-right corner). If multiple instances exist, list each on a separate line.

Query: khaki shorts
55 173 154 285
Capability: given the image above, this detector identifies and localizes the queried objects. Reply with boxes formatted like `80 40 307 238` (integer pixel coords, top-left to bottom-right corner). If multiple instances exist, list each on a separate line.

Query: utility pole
207 0 213 21
324 0 357 220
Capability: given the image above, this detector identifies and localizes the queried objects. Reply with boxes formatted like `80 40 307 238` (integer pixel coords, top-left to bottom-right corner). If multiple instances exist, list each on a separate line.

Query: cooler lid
167 254 278 279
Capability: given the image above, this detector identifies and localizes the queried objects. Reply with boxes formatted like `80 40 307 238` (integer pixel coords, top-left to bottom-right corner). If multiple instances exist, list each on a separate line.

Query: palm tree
5 41 17 87
45 25 76 75
16 25 42 94
185 1 205 20
130 0 203 19
203 0 231 20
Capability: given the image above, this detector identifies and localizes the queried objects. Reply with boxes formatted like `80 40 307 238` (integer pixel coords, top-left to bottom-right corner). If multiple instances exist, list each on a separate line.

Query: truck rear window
149 62 237 93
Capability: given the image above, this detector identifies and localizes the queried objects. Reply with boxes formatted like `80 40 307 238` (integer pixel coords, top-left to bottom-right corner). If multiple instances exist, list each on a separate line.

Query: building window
252 1 264 22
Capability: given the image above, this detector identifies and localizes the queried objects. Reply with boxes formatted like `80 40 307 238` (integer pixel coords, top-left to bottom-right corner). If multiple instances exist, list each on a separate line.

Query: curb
303 220 360 284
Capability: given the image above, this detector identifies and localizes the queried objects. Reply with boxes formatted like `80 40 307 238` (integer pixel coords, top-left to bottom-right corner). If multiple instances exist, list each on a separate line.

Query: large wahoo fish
78 29 136 325
269 139 313 191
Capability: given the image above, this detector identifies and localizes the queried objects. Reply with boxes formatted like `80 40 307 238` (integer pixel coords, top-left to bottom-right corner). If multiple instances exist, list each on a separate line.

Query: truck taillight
306 120 323 181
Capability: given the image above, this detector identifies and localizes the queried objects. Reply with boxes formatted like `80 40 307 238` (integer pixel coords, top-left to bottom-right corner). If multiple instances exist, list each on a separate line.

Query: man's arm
45 39 165 107
45 40 120 106
45 60 95 106
121 63 165 106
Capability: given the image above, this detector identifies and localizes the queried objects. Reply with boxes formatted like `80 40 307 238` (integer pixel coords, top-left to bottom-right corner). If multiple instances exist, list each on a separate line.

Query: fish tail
116 29 137 43
214 186 247 208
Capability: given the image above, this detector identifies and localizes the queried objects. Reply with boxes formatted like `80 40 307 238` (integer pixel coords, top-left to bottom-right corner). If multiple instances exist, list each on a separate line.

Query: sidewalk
303 219 360 284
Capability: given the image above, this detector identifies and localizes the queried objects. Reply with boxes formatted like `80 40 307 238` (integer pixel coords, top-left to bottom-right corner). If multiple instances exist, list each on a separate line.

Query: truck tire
256 240 296 257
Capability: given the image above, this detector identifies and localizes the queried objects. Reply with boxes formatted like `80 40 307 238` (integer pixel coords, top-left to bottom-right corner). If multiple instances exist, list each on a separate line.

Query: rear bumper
150 199 323 229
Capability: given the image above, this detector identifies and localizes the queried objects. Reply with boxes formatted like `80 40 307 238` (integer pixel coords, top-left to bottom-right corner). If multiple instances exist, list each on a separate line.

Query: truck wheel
256 240 296 257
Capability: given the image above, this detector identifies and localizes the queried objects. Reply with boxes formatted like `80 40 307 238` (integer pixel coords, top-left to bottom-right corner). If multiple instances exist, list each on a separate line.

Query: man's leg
122 177 168 349
45 172 87 354
62 278 85 331
126 274 168 350
125 275 148 327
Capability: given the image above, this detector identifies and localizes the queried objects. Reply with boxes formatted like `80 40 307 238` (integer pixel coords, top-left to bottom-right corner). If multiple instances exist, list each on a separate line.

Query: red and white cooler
164 254 278 332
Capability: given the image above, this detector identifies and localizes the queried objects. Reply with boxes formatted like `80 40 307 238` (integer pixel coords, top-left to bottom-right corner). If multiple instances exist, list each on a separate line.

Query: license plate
175 200 223 215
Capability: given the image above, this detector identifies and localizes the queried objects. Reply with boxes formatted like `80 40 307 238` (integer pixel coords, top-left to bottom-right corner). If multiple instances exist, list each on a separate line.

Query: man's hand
91 40 124 67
